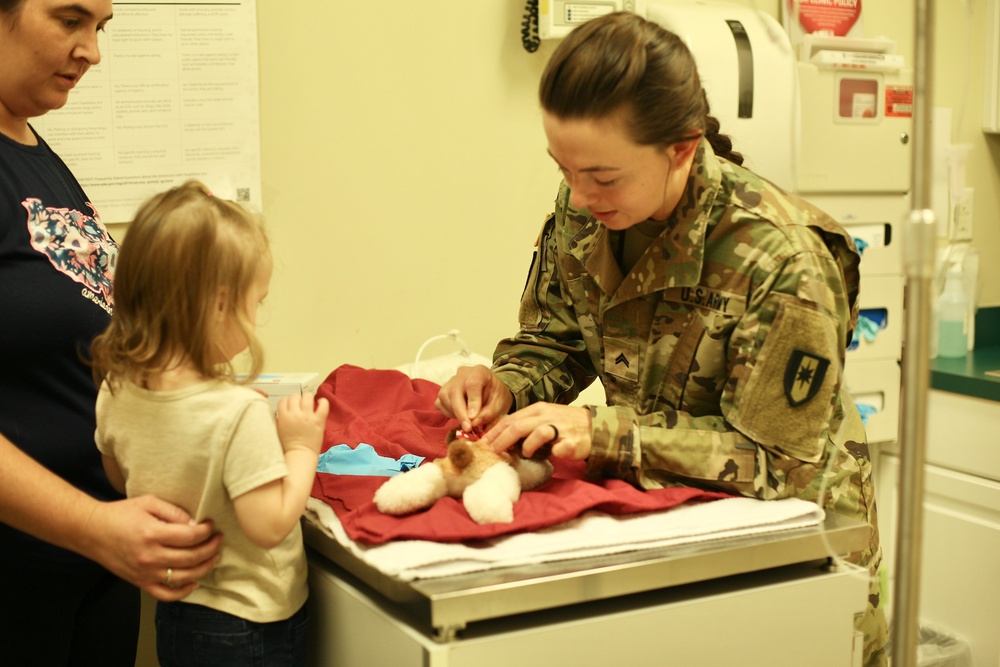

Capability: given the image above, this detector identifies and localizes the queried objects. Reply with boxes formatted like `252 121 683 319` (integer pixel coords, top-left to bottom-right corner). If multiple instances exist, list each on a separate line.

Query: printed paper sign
36 1 262 223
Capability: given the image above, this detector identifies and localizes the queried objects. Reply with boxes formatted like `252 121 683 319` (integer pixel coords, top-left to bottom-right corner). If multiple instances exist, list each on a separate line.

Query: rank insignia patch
783 350 830 407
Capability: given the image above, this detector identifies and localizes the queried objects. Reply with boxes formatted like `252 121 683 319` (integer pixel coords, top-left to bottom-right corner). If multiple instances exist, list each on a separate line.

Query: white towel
304 496 824 582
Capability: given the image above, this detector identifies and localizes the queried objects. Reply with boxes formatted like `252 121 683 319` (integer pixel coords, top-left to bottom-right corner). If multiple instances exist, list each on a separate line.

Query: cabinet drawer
847 274 904 362
844 358 900 444
803 193 908 278
927 390 1000 483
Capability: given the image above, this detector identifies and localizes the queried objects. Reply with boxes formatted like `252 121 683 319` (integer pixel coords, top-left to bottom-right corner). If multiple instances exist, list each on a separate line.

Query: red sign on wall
885 85 914 118
792 0 863 37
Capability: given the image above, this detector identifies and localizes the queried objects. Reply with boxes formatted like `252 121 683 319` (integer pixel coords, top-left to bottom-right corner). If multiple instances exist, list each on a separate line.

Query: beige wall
251 0 999 378
253 1 563 376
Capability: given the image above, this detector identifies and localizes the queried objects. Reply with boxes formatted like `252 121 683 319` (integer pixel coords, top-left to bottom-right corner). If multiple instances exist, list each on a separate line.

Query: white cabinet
876 390 1000 667
306 556 867 667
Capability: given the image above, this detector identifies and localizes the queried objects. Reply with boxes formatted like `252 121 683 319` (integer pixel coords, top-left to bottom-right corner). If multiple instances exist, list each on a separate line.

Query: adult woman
437 12 886 667
0 1 220 664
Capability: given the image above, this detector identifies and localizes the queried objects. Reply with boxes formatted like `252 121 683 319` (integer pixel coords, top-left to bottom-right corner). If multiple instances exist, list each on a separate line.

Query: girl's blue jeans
155 599 308 667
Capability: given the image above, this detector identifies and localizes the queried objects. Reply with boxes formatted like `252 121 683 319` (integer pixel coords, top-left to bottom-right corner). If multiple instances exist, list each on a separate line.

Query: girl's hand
276 391 330 455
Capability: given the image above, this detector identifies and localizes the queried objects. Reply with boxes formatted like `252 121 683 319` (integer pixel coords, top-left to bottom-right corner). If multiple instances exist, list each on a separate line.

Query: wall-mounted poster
34 0 262 223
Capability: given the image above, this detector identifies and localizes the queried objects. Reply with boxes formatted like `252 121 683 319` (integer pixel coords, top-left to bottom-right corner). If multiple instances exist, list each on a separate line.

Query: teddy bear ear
448 439 475 469
446 427 459 444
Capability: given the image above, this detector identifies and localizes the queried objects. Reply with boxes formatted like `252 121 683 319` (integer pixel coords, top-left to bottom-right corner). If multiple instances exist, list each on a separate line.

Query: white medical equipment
525 0 648 44
393 330 492 386
246 372 321 412
648 2 797 191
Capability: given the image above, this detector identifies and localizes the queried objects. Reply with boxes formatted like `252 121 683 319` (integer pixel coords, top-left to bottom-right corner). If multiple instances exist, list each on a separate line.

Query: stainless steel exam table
303 513 872 666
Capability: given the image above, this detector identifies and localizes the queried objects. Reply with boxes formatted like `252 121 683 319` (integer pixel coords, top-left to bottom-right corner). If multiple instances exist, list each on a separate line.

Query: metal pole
892 0 935 665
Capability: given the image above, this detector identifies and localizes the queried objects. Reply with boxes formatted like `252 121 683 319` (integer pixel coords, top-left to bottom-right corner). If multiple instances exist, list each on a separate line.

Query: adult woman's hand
435 365 513 432
480 402 592 461
83 495 221 601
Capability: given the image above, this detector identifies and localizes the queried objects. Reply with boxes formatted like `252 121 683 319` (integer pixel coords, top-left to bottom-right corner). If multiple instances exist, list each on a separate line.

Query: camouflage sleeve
588 243 855 500
492 212 598 408
586 403 757 491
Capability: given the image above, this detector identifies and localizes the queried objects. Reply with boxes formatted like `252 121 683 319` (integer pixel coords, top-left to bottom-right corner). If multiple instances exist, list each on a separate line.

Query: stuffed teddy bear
373 427 554 524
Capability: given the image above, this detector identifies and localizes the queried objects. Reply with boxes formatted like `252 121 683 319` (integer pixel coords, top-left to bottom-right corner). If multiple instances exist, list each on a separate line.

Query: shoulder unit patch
784 350 830 407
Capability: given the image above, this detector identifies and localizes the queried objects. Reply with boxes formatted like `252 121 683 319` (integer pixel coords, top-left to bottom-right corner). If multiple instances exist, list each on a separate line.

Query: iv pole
892 0 935 664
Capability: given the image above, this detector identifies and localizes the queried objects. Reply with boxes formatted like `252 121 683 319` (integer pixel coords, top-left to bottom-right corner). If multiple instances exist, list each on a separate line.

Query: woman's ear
668 135 700 167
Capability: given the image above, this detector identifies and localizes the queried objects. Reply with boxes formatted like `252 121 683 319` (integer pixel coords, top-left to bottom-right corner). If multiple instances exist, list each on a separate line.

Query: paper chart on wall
34 0 262 223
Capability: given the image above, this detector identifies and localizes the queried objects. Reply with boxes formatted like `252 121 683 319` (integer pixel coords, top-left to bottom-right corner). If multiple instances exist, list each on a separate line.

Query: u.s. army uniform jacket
493 139 880 569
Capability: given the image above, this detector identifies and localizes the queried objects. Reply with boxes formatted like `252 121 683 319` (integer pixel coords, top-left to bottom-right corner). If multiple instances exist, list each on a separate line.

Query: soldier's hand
435 365 513 432
480 403 592 461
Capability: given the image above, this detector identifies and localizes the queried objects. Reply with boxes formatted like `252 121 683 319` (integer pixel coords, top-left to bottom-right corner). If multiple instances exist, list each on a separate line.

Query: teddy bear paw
373 463 447 515
462 463 520 524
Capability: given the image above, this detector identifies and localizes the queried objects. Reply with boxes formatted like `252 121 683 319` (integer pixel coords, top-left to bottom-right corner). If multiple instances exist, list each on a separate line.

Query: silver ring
165 568 173 587
547 424 559 443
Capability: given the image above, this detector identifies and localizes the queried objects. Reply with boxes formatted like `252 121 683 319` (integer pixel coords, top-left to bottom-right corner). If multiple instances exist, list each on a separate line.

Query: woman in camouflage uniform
436 12 886 667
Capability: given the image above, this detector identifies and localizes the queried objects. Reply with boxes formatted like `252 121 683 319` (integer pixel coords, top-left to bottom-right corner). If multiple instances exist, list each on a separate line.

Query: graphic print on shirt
23 197 117 310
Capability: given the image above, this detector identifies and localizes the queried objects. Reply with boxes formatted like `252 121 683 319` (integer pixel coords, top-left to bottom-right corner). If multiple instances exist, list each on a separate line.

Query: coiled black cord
521 0 540 53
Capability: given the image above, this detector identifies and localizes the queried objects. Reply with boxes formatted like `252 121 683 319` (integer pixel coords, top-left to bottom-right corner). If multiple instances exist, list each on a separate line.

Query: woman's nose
569 181 598 211
73 31 103 66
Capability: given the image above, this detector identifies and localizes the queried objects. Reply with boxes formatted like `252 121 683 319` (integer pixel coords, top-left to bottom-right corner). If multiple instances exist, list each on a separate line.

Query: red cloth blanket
310 365 733 545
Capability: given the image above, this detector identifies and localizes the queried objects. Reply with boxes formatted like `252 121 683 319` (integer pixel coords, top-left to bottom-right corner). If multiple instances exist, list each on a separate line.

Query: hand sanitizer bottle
937 268 968 358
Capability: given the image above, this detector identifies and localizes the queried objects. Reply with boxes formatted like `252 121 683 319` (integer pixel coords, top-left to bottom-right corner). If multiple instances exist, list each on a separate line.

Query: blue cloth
316 443 424 477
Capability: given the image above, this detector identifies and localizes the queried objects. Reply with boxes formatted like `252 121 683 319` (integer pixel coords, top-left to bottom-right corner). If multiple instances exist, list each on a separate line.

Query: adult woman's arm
0 433 221 600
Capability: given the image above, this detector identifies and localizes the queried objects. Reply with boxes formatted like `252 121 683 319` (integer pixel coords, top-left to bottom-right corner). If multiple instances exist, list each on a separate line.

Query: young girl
91 180 329 666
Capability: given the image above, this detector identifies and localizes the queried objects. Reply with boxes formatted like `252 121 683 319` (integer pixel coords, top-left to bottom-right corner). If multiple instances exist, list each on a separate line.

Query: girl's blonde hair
91 180 270 388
